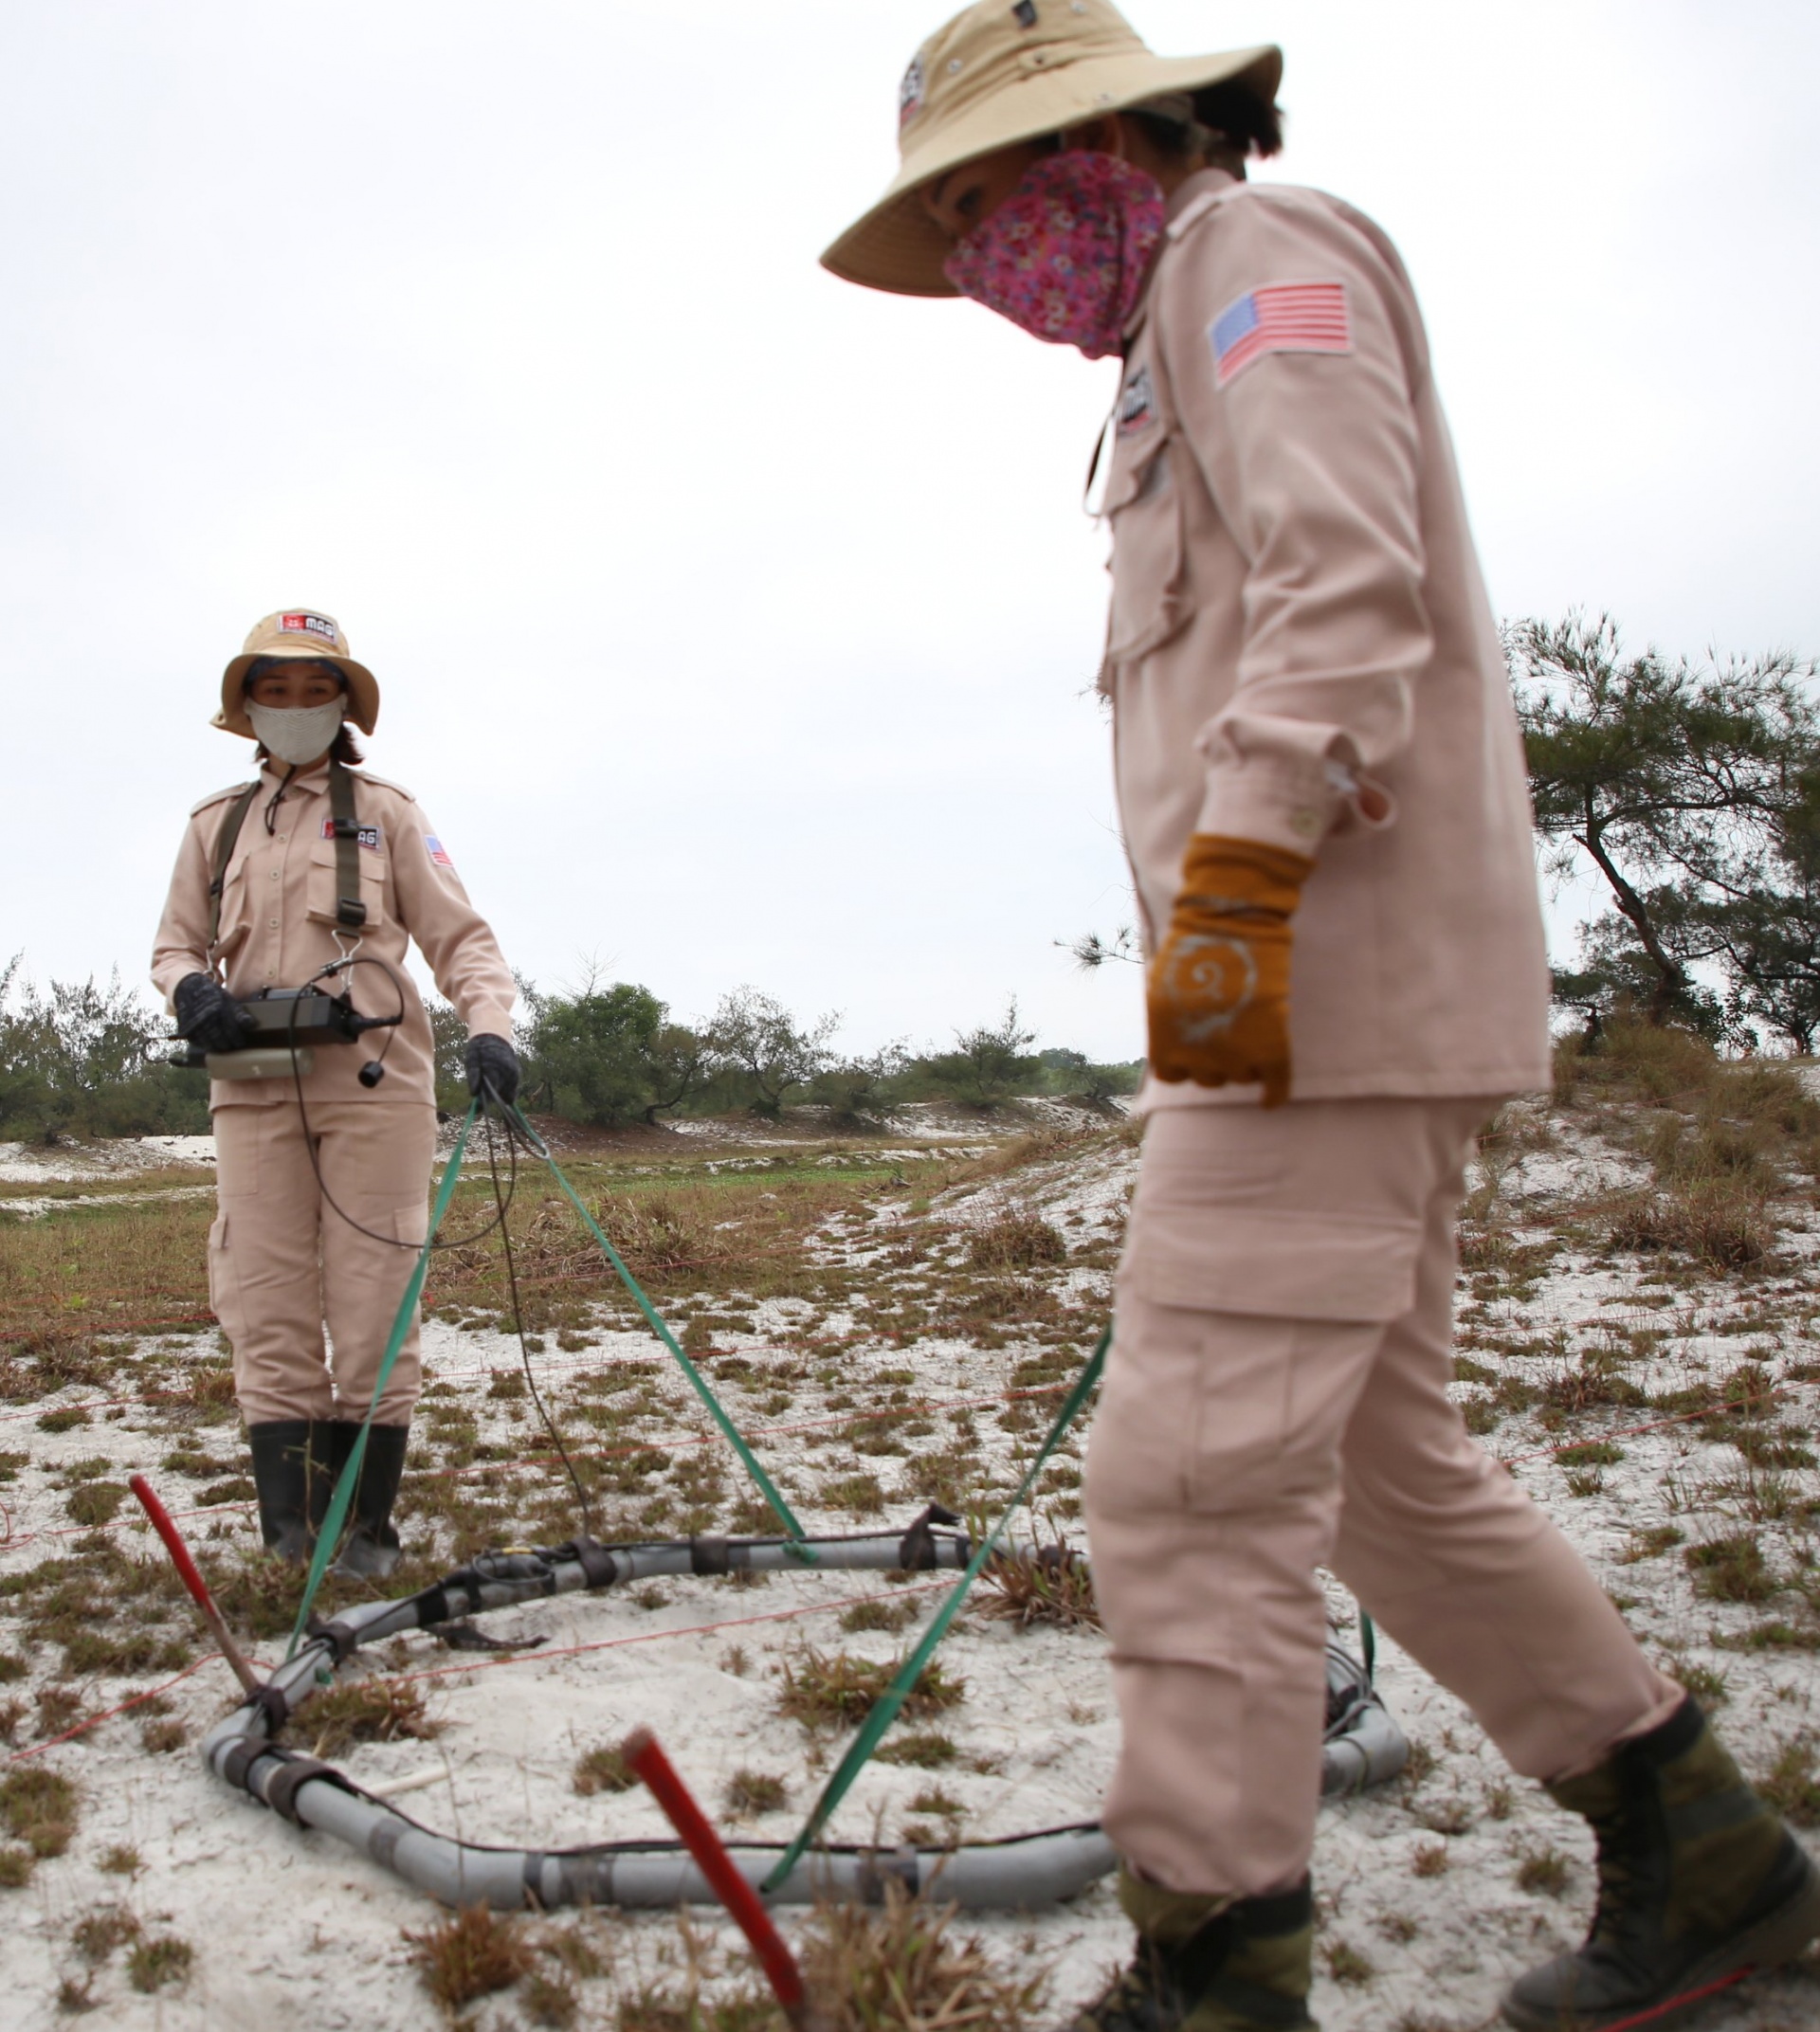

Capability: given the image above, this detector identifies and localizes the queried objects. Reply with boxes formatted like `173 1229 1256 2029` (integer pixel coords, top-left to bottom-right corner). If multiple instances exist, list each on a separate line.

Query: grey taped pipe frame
200 1518 1408 1910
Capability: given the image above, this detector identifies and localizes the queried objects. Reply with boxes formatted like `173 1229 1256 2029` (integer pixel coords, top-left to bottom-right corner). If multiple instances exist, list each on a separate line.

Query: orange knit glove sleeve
1146 834 1315 1109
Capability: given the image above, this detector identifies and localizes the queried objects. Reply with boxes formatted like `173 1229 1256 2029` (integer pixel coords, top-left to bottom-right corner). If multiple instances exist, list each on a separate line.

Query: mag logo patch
280 611 338 644
899 52 925 128
1118 363 1156 436
321 819 382 852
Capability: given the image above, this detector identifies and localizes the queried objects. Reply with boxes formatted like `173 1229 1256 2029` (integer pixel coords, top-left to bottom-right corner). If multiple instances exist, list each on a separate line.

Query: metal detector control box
170 987 399 1080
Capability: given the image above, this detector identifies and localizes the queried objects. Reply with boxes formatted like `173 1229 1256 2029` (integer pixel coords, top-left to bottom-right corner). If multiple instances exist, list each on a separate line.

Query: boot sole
1500 1847 1820 2031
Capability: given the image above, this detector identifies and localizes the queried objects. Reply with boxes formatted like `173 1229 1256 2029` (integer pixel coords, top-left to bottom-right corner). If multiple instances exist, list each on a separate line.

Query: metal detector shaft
129 1475 263 1698
623 1727 825 2029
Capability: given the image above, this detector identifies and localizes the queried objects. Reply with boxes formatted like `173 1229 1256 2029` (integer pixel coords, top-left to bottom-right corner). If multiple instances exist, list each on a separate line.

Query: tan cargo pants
1084 1098 1677 1896
208 1100 436 1426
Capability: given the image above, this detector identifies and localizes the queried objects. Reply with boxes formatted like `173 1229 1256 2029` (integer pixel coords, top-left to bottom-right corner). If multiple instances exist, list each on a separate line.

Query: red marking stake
622 1726 828 2030
129 1475 264 1699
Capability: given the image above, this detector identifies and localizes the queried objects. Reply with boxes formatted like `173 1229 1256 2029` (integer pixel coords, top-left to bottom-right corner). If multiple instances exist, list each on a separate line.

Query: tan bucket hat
822 0 1280 298
215 608 379 738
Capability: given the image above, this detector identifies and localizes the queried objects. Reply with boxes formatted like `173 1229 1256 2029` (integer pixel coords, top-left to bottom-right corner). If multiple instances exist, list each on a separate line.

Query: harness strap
206 784 262 951
327 759 368 931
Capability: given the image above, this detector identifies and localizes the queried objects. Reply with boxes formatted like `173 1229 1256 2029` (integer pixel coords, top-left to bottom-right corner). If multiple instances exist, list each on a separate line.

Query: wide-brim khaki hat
823 0 1281 298
215 608 379 739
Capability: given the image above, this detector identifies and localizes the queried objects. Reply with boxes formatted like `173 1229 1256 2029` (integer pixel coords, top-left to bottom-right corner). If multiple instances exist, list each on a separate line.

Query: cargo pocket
207 1212 246 1355
1122 1200 1425 1324
1105 1199 1424 1518
305 841 389 930
1101 435 1193 674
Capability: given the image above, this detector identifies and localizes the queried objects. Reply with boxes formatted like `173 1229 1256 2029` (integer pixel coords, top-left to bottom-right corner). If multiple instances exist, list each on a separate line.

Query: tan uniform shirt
1102 170 1550 1105
151 760 517 1110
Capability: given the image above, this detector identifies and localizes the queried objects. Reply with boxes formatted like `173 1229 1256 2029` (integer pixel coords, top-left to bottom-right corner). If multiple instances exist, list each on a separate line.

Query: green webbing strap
327 759 368 931
1361 1610 1376 1684
206 783 261 950
508 1103 810 1547
763 1324 1111 1892
284 1102 479 1660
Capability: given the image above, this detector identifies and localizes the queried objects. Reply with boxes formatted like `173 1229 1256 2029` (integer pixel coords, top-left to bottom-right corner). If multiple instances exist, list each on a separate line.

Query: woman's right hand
173 973 254 1056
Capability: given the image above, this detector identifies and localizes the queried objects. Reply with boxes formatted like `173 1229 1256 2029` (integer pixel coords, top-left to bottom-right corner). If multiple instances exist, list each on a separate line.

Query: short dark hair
1192 82 1284 160
1127 86 1284 168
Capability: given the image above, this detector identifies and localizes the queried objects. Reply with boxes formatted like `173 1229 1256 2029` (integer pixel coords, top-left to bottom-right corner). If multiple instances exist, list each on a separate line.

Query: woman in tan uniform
822 7 1818 2030
153 608 519 1576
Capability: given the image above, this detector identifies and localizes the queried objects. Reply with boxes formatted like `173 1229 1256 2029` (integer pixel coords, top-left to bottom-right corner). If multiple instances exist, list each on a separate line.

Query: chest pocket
305 842 389 931
1101 427 1192 672
210 854 256 957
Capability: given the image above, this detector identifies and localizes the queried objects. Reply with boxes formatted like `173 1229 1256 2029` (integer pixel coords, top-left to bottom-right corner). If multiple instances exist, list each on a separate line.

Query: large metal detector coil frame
200 1515 1409 1912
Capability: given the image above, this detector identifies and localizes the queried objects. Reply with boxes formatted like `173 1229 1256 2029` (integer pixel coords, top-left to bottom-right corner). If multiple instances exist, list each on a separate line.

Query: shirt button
268 917 279 929
270 869 281 880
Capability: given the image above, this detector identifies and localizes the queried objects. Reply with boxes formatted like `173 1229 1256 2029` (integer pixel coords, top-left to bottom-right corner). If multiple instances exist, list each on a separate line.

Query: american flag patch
1210 281 1353 388
425 835 455 869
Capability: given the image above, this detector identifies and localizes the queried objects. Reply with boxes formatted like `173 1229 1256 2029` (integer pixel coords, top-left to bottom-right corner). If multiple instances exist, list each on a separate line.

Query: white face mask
247 699 345 765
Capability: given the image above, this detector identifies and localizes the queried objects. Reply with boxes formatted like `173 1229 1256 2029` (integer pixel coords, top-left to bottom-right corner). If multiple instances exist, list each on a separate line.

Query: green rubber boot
1064 1868 1317 2032
1502 1695 1820 2030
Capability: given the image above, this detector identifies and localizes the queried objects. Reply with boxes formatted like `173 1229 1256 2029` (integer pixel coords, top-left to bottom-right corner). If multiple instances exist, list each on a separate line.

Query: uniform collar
259 756 333 795
1122 166 1241 348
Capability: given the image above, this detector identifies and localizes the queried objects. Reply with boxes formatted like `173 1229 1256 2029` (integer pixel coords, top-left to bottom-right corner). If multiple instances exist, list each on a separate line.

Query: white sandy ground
0 1108 1816 2029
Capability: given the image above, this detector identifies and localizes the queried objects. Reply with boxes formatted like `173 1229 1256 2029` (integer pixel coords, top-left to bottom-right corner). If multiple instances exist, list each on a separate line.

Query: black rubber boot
1064 1868 1316 2031
246 1422 331 1565
1502 1695 1820 2029
327 1422 410 1580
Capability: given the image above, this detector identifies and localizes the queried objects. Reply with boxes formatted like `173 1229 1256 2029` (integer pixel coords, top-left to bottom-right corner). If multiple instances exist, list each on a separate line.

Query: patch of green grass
126 1934 193 1994
723 1769 788 1816
777 1648 965 1731
573 1746 636 1797
1684 1533 1777 1604
0 1767 76 1857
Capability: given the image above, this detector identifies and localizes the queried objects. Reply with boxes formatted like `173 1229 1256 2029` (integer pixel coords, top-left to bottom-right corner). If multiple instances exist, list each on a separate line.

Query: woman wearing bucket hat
827 7 1819 2030
151 609 520 1577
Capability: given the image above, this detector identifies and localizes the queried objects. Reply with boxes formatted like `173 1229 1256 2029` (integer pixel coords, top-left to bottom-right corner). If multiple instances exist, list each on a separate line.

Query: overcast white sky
4 2 1816 1063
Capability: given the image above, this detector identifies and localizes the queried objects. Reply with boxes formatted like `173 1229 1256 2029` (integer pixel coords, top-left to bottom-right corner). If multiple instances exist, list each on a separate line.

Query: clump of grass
841 1596 919 1635
822 1474 885 1516
777 1648 965 1731
723 1769 788 1816
37 1407 90 1434
406 1906 532 2010
0 1766 76 1857
71 1904 140 1963
1323 1940 1376 1986
1607 1181 1771 1269
127 1934 193 1993
1515 1847 1571 1897
975 1525 1100 1632
96 1843 140 1876
1684 1533 1777 1605
141 1718 187 1754
1756 1736 1820 1827
304 1678 442 1758
967 1211 1066 1272
875 1731 959 1769
1410 1842 1449 1878
1619 1524 1684 1565
798 1884 1046 2031
573 1746 636 1797
0 1847 33 1887
523 1968 581 2027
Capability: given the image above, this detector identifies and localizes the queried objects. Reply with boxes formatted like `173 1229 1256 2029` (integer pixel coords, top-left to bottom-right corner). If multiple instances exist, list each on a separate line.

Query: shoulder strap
327 761 369 932
206 784 262 950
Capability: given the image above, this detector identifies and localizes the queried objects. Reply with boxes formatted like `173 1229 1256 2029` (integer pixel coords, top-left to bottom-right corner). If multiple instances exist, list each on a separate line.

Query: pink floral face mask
942 152 1166 360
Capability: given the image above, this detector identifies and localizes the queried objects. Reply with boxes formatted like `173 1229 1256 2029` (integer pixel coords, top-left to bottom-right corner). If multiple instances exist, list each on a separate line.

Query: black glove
173 973 254 1056
464 1033 519 1105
